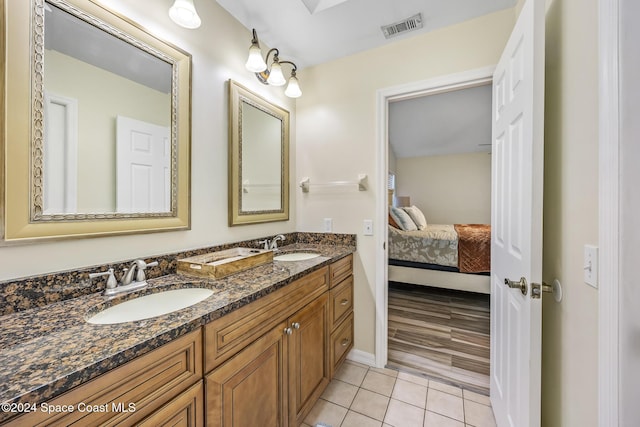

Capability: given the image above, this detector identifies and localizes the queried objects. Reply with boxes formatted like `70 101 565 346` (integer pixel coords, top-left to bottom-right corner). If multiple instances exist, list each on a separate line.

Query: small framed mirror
2 0 192 242
228 80 289 226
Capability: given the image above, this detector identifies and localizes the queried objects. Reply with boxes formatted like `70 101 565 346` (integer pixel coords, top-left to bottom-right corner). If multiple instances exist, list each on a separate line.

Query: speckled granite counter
0 241 355 422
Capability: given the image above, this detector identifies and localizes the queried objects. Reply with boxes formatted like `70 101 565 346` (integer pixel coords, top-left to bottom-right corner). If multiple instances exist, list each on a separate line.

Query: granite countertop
0 243 354 419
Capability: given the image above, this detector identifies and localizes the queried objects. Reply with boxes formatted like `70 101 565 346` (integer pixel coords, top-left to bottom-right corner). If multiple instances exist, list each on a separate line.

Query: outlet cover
323 218 333 232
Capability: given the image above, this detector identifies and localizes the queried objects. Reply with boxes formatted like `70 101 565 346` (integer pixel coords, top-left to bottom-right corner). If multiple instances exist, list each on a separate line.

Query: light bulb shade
284 75 302 98
245 44 267 72
266 62 286 86
169 0 201 29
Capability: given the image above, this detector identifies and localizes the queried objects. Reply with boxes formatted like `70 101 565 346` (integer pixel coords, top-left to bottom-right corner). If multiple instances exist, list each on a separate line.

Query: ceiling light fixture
169 0 201 29
245 29 302 98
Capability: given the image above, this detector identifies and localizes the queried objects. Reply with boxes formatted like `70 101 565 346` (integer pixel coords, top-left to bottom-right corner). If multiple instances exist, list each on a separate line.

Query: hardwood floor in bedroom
387 282 490 395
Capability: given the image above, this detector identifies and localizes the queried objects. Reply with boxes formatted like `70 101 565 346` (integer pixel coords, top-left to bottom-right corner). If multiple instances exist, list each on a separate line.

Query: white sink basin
273 252 321 262
87 288 214 325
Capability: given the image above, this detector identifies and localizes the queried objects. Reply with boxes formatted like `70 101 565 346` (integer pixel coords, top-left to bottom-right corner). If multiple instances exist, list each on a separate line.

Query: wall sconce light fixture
169 0 201 29
245 29 302 98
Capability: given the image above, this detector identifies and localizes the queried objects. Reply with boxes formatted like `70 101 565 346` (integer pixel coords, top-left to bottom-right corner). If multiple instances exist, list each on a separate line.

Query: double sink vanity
0 237 355 426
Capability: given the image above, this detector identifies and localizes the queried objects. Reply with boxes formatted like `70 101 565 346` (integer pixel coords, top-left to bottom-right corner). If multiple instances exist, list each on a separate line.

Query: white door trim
374 66 495 368
598 0 620 424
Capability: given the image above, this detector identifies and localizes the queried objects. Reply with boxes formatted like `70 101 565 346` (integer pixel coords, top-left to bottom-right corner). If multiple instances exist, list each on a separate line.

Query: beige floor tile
335 362 368 387
371 366 399 378
341 410 383 427
428 380 463 397
384 398 425 427
423 410 465 427
361 370 397 397
321 380 359 408
304 399 348 427
464 400 497 427
391 379 428 409
463 389 491 406
426 389 464 422
397 370 430 388
344 360 371 369
350 389 390 421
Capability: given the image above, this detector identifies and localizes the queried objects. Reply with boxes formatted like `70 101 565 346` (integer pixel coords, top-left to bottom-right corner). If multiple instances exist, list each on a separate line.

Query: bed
388 223 491 294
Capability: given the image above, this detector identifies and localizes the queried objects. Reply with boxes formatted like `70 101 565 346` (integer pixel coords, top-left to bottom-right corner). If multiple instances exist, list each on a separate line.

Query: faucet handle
89 268 118 290
258 239 269 250
135 260 158 282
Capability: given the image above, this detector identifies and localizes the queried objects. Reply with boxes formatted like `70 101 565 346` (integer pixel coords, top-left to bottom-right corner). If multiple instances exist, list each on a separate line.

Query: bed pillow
388 213 400 229
389 207 418 231
402 205 427 230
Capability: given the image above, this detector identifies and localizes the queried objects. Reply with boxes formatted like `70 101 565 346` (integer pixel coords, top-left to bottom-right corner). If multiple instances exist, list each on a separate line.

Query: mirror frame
1 0 192 242
228 80 289 226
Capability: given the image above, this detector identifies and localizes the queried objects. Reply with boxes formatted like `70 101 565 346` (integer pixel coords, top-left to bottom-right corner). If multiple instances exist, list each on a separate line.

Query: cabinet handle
291 322 300 329
340 299 349 306
284 327 293 335
341 338 350 347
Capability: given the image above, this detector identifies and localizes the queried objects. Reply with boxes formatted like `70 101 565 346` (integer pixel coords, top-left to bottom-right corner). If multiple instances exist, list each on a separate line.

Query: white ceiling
389 84 492 158
215 0 517 69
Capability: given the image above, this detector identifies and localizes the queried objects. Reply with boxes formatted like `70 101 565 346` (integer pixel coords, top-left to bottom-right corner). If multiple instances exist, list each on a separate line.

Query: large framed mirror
1 0 192 242
228 80 289 226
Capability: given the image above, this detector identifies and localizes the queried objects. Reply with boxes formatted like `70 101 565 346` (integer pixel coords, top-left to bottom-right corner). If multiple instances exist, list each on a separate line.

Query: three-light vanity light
168 2 301 98
245 29 302 98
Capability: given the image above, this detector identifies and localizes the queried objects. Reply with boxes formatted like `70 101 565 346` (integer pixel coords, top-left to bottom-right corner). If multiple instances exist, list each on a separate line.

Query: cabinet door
288 293 329 425
206 323 288 427
138 381 204 427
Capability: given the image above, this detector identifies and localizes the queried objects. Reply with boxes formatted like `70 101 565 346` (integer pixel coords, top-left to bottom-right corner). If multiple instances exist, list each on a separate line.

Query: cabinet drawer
4 329 202 427
205 267 328 372
329 255 352 288
329 276 353 330
138 380 204 427
329 313 354 378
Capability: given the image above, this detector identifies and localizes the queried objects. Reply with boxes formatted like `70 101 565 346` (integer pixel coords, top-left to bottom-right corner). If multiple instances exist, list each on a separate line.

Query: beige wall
0 0 296 281
542 0 599 425
296 9 515 355
395 153 491 224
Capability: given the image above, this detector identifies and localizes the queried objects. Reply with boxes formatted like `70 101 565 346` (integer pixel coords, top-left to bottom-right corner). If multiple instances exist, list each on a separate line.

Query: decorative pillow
388 213 400 229
402 205 427 230
389 207 417 231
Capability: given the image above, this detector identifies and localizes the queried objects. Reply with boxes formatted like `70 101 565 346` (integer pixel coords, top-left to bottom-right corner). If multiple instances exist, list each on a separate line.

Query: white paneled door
490 0 544 426
116 116 171 213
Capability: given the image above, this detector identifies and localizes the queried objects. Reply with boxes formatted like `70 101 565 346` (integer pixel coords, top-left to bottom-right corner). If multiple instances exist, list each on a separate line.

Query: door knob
504 277 528 295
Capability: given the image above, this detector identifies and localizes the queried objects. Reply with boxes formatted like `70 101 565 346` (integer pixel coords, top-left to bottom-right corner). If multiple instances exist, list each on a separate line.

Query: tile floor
303 361 497 427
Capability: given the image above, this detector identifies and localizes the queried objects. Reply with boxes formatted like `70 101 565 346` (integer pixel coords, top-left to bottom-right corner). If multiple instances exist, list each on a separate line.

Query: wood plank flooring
387 282 490 395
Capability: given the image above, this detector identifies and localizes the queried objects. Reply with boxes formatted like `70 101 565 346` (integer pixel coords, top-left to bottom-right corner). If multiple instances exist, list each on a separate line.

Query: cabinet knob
341 338 350 347
284 327 293 335
292 322 300 329
340 299 349 306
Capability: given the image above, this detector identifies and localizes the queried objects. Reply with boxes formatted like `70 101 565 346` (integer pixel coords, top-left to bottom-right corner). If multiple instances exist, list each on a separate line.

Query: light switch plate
363 219 373 236
584 245 598 288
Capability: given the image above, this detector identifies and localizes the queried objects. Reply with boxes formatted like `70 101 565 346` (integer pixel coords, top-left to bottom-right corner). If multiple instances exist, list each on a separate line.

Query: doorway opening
375 67 494 395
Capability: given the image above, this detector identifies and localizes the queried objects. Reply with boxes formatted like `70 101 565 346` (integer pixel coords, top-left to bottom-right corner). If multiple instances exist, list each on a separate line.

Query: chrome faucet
269 234 286 250
257 234 286 250
89 259 158 296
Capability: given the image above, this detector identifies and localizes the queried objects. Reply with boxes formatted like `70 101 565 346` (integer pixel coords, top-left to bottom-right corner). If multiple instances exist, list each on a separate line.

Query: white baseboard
346 349 376 367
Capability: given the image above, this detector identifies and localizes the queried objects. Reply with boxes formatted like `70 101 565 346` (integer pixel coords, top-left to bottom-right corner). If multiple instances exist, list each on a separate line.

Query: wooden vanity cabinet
204 267 331 427
3 329 203 427
328 255 354 377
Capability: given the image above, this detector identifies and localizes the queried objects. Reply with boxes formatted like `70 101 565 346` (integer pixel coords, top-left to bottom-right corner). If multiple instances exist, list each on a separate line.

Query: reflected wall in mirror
228 80 289 226
2 0 192 242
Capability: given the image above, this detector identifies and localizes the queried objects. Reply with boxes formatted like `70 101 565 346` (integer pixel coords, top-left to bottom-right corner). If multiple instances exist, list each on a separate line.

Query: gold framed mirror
1 0 192 242
228 80 289 226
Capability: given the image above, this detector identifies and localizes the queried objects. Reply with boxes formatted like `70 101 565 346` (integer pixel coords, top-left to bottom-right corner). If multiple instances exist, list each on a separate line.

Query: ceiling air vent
381 13 423 39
